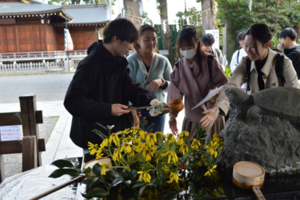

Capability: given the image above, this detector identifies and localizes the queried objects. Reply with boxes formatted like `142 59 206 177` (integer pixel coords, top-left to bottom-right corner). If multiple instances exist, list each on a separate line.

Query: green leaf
138 185 148 199
127 169 137 180
95 122 109 133
132 182 146 189
111 177 124 187
92 129 108 140
50 159 74 169
106 169 121 179
92 163 101 177
171 141 176 152
158 135 166 150
81 177 98 188
82 167 91 175
86 187 108 197
49 169 80 178
155 150 165 154
183 149 191 160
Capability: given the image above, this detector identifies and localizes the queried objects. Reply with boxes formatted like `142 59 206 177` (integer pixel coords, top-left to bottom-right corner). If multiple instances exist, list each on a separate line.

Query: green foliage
176 7 203 36
216 0 300 48
224 66 232 78
141 12 153 25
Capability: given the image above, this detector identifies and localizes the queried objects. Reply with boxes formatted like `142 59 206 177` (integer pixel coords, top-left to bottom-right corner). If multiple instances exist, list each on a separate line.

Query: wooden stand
0 95 46 183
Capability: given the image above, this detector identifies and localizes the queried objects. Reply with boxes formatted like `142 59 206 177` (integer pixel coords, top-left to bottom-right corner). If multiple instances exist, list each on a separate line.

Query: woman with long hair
127 24 172 132
168 25 228 140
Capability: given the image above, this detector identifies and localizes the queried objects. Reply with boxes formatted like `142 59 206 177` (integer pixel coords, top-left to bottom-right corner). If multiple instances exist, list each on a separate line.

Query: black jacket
64 41 153 149
284 45 300 79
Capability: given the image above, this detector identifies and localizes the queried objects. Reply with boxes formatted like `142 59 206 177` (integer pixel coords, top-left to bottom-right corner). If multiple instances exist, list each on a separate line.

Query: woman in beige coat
211 23 299 118
168 26 228 141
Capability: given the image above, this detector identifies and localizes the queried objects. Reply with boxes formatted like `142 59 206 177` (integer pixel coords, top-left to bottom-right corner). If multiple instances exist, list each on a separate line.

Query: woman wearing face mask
210 23 299 120
168 26 228 140
127 24 172 132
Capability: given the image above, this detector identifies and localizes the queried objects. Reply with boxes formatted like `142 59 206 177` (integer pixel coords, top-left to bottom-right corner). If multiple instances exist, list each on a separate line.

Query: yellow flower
100 138 109 148
109 132 121 146
191 139 201 150
167 172 179 184
87 142 96 150
161 150 178 163
120 143 132 154
96 148 104 159
90 148 97 155
112 148 122 162
99 163 106 175
166 133 175 143
137 171 151 183
176 131 189 146
204 165 217 177
162 165 170 173
179 144 188 156
206 141 219 158
122 128 131 135
146 133 157 146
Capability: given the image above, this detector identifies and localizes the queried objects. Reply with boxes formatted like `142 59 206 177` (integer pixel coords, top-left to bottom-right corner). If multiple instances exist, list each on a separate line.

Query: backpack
245 53 285 91
175 54 215 89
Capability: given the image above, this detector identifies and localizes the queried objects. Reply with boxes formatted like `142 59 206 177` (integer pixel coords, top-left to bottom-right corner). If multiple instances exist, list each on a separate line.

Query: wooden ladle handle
252 186 266 200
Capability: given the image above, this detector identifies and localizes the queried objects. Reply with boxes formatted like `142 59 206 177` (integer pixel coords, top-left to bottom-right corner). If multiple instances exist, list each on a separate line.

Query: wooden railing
0 95 46 183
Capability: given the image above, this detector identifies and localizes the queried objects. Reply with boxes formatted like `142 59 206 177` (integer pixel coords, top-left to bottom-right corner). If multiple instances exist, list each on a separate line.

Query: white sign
206 29 220 50
0 125 22 141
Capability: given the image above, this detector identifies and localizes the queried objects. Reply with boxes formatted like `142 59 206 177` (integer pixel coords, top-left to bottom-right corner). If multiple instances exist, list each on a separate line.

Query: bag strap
275 53 285 84
207 55 214 89
245 57 252 92
237 49 240 64
141 53 156 88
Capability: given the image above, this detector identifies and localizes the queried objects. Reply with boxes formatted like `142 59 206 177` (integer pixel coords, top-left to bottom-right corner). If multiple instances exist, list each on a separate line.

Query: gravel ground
3 116 59 178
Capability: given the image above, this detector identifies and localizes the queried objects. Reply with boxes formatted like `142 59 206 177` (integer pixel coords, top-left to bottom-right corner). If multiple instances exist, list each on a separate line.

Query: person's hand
199 107 219 127
169 114 178 136
111 104 131 116
224 60 228 67
162 104 170 114
277 42 284 51
148 79 163 91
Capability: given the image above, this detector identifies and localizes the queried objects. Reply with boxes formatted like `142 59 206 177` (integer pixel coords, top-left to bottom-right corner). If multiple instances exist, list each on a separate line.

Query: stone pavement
0 100 185 168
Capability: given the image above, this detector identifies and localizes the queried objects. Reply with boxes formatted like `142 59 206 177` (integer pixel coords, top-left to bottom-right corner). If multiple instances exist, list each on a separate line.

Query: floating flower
109 132 121 146
167 172 179 184
96 148 104 159
149 108 161 117
137 171 151 183
176 131 188 146
179 144 188 156
206 141 219 158
100 138 109 148
120 143 132 154
87 142 96 150
146 133 157 146
161 150 178 163
204 165 217 177
150 99 160 106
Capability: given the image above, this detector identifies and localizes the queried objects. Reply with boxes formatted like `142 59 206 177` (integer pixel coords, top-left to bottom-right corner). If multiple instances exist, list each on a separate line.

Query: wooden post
19 95 43 167
22 136 37 172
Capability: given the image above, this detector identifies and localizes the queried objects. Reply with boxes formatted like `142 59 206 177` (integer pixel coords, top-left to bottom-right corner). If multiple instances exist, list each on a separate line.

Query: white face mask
180 49 196 59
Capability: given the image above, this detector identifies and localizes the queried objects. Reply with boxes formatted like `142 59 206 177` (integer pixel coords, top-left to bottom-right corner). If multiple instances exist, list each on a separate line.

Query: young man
201 33 227 71
230 32 247 72
278 27 300 78
64 18 155 162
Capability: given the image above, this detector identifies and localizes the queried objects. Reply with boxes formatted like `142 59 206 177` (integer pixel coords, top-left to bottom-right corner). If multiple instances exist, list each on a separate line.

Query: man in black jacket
64 18 155 161
278 27 300 78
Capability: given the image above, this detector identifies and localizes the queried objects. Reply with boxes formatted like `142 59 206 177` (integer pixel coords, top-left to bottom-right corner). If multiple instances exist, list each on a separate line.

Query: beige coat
216 48 300 115
168 55 228 122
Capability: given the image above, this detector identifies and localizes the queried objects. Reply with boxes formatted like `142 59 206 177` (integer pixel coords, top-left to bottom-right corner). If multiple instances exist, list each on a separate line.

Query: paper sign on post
191 86 223 110
0 125 22 141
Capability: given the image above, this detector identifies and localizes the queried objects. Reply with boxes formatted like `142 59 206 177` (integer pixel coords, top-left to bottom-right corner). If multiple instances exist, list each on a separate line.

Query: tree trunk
297 23 300 43
224 5 236 65
201 0 217 34
159 0 175 66
123 0 141 30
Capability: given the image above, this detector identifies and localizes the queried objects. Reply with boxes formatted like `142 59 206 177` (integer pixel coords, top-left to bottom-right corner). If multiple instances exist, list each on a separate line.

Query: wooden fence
0 95 46 183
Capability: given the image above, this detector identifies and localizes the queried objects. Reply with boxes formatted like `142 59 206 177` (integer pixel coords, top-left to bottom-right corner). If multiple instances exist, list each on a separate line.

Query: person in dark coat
278 27 300 78
64 18 155 162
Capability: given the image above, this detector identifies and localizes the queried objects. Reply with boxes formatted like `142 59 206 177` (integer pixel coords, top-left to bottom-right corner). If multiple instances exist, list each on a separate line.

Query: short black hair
279 28 297 41
103 18 138 44
237 31 246 41
201 33 215 46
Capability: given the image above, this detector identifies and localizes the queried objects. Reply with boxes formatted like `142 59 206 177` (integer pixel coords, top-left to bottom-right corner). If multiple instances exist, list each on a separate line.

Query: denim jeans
139 110 166 133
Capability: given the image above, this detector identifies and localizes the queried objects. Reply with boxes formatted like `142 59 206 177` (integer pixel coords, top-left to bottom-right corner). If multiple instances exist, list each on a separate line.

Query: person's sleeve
215 58 248 115
64 64 111 119
230 51 238 71
122 68 153 106
127 58 137 82
167 65 183 103
160 58 172 90
282 57 299 88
